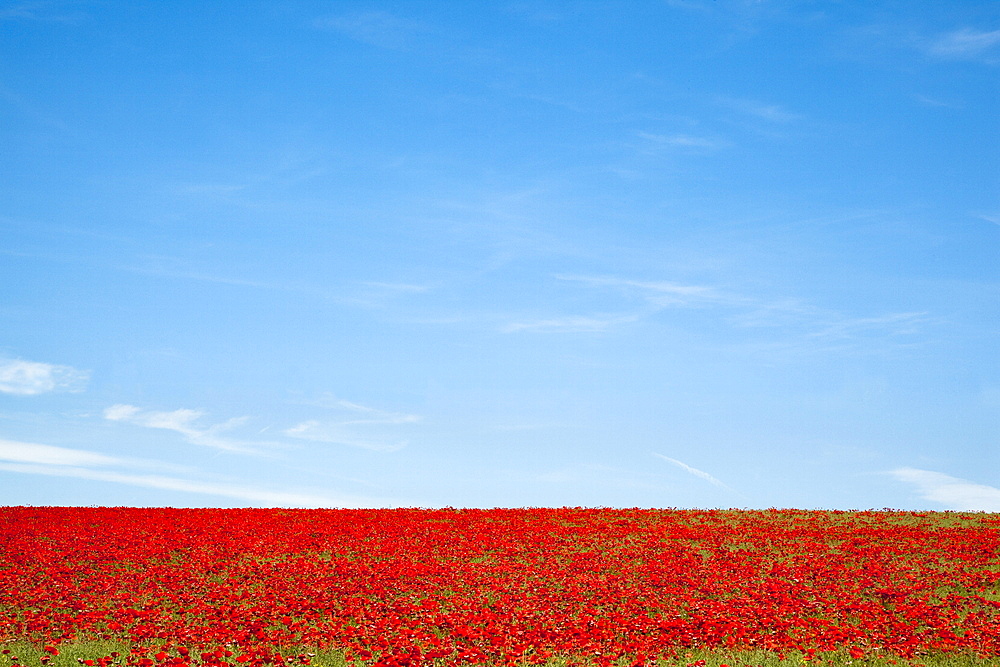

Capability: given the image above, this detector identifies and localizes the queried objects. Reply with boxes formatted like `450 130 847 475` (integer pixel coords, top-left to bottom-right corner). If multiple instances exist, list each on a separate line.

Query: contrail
653 452 743 496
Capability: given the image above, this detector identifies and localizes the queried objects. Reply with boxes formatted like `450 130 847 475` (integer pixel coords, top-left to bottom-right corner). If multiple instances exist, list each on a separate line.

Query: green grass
2 642 997 667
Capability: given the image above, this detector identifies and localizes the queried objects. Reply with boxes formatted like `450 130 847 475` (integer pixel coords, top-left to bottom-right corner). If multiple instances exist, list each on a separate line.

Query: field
1 508 999 667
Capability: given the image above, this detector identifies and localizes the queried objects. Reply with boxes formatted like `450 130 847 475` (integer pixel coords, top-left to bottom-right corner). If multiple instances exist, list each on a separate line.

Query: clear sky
2 1 999 511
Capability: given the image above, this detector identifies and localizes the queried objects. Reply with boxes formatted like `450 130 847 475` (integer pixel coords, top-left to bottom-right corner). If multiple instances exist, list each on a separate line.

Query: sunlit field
2 508 998 667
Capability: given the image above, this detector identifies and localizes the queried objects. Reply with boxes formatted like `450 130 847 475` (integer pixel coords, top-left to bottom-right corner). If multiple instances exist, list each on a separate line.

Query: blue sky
2 0 999 510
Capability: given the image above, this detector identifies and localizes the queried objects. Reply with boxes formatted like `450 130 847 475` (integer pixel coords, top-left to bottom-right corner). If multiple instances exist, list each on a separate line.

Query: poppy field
1 507 999 667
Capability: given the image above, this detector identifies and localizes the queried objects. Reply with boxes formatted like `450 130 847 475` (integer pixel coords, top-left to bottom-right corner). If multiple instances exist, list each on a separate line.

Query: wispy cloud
0 2 86 22
0 438 119 467
889 467 1000 512
285 396 420 452
806 311 928 341
0 438 382 508
503 274 729 334
653 453 741 495
552 272 930 354
912 93 962 109
125 257 435 310
638 132 730 151
728 308 931 359
557 274 723 306
299 396 422 425
284 422 408 452
719 97 802 123
502 314 637 333
124 255 272 289
314 11 430 50
0 358 89 395
927 28 1000 61
103 404 279 454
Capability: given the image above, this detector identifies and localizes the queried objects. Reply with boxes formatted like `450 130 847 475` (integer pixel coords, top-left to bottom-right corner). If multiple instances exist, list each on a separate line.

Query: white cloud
126 256 271 289
912 93 961 109
556 275 732 308
553 271 933 358
0 438 121 467
300 396 422 424
638 132 730 150
500 275 728 334
726 307 930 360
720 97 802 123
284 396 420 451
0 437 389 507
326 399 422 425
102 404 140 421
806 311 928 341
557 275 712 295
502 314 637 333
285 421 408 452
0 359 89 395
927 28 1000 60
0 462 376 508
890 468 1000 512
103 404 273 453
